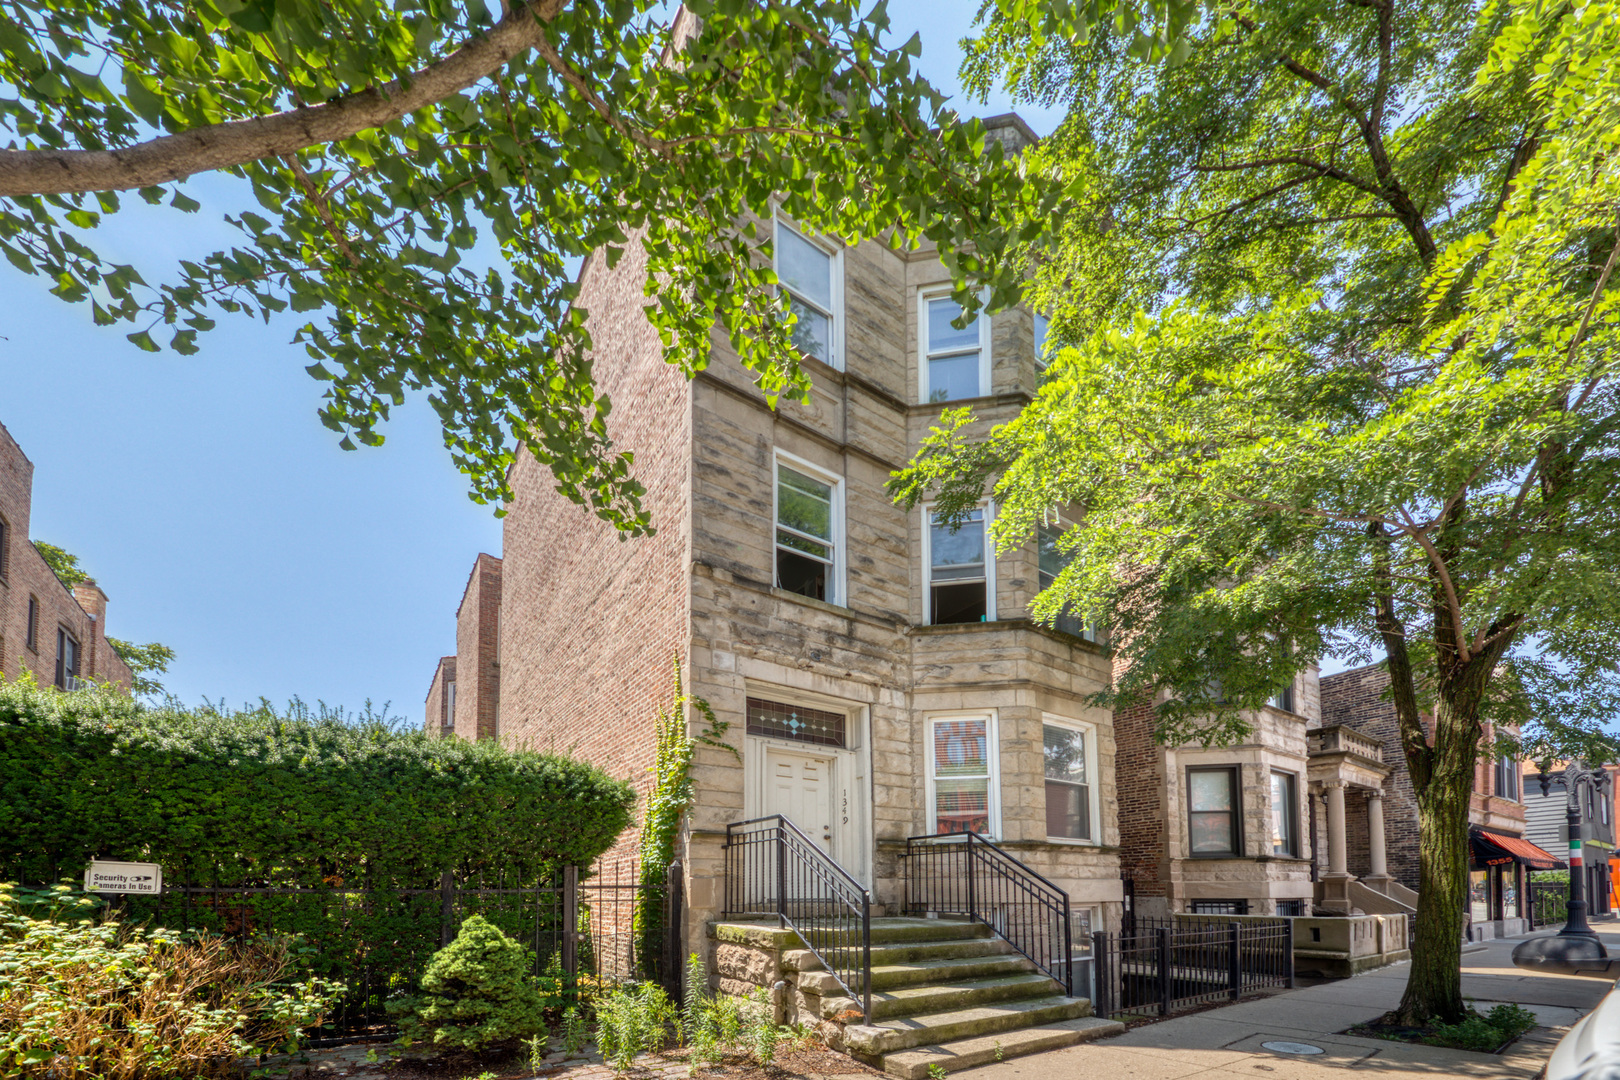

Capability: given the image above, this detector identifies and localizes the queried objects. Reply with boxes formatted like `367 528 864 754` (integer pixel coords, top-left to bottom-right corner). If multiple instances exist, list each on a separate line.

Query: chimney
74 579 108 626
980 113 1040 155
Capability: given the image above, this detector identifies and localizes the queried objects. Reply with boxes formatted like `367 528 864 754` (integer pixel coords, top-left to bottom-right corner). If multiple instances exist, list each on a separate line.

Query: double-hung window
775 219 841 369
1494 753 1519 801
55 628 79 689
927 505 992 624
1270 771 1298 856
1269 681 1296 713
1033 312 1053 380
927 713 997 835
921 292 989 402
1044 719 1094 842
1188 766 1241 856
1036 520 1097 641
775 456 841 605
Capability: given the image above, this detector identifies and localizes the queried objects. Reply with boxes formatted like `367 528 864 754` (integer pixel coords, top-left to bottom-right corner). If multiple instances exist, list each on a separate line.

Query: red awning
1470 828 1565 871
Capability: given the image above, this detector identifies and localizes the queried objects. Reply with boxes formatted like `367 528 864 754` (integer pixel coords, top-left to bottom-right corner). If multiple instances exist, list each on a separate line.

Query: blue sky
0 1 1061 722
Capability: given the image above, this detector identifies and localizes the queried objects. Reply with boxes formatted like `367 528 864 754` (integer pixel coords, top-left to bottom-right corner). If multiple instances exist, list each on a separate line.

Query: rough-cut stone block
714 942 779 985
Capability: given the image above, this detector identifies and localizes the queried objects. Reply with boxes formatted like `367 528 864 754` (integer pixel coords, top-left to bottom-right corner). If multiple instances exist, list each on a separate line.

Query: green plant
562 1008 589 1056
749 1020 786 1067
595 982 679 1073
388 916 550 1051
635 659 736 977
1428 1004 1538 1052
928 1065 949 1080
994 1040 1004 1063
525 1028 550 1071
0 883 342 1080
364 1048 379 1064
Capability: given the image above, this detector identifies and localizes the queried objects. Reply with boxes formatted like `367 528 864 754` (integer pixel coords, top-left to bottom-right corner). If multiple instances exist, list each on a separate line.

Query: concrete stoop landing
710 917 1122 1078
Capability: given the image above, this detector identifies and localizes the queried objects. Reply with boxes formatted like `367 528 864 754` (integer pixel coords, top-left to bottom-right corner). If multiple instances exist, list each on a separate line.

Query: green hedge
0 680 635 885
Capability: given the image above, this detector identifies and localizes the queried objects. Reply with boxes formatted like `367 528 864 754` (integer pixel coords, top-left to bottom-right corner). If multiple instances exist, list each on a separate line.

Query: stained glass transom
746 697 847 748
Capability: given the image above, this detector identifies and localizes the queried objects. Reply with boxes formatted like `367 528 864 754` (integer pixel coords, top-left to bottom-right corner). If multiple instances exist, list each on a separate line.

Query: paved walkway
962 923 1620 1080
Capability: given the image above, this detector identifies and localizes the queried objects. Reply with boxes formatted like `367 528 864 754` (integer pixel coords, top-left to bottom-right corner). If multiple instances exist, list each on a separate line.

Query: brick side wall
424 656 455 733
0 421 132 692
453 554 502 740
495 238 693 852
1113 690 1168 897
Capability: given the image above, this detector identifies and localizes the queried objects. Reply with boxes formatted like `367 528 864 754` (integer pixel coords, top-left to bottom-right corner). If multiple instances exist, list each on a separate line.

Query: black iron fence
722 815 871 1020
1091 917 1293 1020
1530 879 1567 928
901 831 1074 997
13 857 679 1043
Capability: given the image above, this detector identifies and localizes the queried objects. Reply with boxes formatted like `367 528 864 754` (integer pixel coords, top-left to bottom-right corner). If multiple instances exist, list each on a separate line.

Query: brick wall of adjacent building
494 236 693 828
1319 663 1421 890
1112 690 1169 898
0 421 132 692
424 655 455 733
452 554 502 740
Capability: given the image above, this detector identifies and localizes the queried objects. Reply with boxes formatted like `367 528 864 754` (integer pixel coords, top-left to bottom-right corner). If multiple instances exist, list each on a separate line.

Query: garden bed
1344 1004 1538 1054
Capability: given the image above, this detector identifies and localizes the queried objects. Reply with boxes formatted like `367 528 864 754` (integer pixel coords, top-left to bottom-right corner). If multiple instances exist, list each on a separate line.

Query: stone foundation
707 921 863 1040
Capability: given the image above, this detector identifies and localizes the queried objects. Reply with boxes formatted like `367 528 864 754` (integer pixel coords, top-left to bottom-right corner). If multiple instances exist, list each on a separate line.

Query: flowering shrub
0 884 342 1080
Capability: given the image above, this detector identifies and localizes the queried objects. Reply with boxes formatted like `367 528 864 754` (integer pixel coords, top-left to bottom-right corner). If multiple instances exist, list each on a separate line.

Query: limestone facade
426 114 1123 959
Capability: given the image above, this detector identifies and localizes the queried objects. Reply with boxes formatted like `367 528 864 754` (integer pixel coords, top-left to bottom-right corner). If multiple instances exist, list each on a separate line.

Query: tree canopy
897 0 1620 1022
0 0 1097 531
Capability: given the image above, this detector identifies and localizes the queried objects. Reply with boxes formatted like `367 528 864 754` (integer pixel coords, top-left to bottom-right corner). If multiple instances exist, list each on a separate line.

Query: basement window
927 506 993 624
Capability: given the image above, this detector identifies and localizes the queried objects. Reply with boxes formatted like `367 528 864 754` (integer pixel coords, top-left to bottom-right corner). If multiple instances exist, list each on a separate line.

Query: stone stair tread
874 972 1056 1004
869 954 1034 987
843 995 1091 1055
866 938 1014 965
880 1016 1125 1079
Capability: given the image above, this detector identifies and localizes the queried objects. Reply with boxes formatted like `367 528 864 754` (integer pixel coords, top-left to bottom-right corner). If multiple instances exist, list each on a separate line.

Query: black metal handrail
722 815 872 1021
901 830 1074 996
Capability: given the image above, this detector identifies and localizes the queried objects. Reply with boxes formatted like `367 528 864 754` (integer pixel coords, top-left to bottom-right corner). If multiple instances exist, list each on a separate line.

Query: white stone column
1366 788 1389 882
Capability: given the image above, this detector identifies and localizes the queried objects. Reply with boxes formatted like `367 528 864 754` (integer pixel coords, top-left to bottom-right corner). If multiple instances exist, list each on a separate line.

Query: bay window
1188 766 1241 855
1044 719 1094 842
927 713 998 836
927 506 992 624
1036 519 1097 641
1270 771 1298 856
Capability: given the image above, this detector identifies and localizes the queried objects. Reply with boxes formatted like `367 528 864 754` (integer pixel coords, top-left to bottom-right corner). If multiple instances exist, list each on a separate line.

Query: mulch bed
1344 1017 1517 1055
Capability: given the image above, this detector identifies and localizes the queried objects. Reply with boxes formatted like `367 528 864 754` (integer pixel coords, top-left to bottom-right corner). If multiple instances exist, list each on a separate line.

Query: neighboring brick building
1318 662 1558 939
422 553 500 741
426 111 1125 964
1114 670 1323 918
0 420 133 692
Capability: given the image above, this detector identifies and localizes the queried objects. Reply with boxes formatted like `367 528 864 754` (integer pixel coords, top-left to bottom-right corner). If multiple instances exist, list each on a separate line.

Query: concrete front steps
836 918 1124 1078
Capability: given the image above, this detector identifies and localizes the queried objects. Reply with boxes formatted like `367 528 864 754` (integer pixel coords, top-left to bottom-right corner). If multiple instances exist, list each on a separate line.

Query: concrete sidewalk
963 923 1620 1079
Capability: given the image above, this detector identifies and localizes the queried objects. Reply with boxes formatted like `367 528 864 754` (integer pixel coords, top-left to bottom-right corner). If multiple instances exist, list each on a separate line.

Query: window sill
768 586 854 620
1045 836 1100 847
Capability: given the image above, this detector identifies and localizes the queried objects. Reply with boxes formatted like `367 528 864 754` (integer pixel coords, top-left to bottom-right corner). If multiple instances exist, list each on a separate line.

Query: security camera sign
83 860 163 895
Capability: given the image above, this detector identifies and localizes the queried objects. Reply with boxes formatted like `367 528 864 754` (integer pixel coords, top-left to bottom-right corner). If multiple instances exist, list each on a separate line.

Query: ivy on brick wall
0 679 635 885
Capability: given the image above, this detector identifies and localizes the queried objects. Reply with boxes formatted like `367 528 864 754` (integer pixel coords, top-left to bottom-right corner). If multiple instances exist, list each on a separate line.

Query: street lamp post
1512 762 1616 976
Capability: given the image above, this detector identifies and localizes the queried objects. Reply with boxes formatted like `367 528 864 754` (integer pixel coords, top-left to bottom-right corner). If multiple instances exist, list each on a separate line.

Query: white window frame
775 216 845 371
1269 769 1300 857
1035 514 1101 643
773 449 846 608
1033 311 1052 378
1041 713 1100 845
919 287 993 403
921 500 997 625
924 709 1002 839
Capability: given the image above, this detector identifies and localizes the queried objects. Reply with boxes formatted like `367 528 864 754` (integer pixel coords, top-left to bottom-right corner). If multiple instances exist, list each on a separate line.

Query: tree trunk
1396 762 1472 1024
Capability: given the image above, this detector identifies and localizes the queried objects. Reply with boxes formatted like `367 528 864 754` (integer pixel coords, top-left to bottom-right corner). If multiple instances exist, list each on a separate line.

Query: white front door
764 745 837 859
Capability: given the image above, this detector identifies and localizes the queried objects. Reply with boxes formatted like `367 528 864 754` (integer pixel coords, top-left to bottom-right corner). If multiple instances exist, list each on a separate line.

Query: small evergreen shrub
389 916 551 1050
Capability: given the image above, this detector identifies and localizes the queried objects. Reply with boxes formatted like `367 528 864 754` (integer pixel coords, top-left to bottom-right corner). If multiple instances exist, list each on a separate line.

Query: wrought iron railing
722 815 872 1020
1091 917 1293 1019
901 831 1074 996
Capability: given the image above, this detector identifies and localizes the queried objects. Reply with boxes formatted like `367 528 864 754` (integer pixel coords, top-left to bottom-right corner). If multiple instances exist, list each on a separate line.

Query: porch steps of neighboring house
831 919 1123 1078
